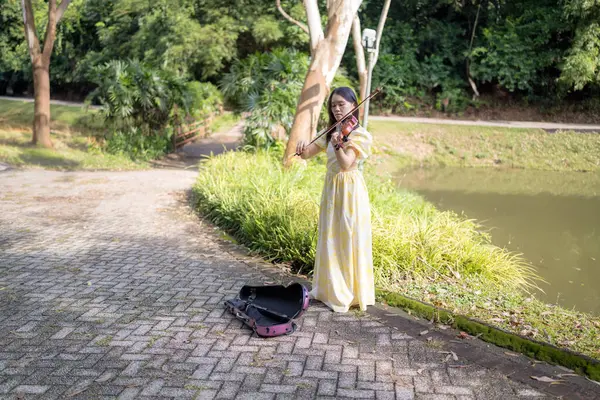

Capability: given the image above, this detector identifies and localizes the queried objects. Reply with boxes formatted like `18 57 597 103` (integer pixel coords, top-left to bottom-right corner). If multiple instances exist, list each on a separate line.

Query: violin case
224 282 310 337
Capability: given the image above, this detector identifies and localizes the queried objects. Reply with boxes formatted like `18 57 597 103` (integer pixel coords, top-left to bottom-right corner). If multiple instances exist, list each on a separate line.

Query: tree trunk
283 0 361 166
32 58 52 147
21 0 72 149
351 15 367 119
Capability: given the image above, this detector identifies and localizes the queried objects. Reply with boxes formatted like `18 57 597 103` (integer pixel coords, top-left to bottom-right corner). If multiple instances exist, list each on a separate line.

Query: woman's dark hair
326 87 359 143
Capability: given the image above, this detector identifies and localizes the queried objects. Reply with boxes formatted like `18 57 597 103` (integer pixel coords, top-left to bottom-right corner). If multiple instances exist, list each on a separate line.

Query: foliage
559 0 600 90
186 81 223 119
470 8 564 92
221 48 357 149
86 59 190 160
221 49 308 149
3 0 600 113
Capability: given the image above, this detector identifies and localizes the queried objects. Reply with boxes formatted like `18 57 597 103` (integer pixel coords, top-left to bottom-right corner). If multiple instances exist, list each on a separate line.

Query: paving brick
12 385 48 394
337 388 376 398
317 380 336 396
260 384 297 394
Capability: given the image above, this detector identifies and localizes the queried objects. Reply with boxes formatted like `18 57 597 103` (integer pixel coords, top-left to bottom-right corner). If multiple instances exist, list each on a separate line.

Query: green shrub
87 59 191 159
221 49 357 149
186 81 223 119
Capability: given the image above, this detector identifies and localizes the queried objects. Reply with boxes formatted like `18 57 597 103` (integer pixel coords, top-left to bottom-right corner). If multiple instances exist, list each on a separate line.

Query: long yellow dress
309 125 375 312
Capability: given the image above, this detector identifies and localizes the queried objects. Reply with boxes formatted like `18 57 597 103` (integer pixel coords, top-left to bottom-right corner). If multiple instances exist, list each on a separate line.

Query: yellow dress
309 125 375 312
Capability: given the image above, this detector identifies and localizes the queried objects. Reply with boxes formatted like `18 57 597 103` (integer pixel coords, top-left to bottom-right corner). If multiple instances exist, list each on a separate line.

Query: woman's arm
332 132 358 170
296 140 323 159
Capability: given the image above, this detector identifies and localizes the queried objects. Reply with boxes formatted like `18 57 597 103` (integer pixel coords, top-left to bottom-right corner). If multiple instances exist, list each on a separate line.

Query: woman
295 87 375 313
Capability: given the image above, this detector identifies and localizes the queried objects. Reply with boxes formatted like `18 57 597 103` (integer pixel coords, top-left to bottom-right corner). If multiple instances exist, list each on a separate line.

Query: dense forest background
2 0 600 119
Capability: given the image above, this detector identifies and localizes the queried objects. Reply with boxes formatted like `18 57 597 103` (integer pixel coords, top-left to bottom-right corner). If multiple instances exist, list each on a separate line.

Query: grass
191 149 600 364
369 121 600 173
0 99 103 132
0 99 236 170
0 128 147 170
0 99 146 170
393 167 600 198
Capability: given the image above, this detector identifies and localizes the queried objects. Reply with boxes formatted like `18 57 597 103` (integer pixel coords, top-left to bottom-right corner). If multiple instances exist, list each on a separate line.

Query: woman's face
331 94 355 122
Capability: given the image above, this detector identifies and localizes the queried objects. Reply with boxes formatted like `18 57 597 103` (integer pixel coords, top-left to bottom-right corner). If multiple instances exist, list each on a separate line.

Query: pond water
394 167 600 316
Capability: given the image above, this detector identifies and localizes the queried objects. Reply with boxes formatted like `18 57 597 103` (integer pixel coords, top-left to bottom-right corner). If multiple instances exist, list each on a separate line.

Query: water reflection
395 168 600 315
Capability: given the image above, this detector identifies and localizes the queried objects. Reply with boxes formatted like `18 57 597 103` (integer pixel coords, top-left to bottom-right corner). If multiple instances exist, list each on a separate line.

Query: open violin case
224 282 310 337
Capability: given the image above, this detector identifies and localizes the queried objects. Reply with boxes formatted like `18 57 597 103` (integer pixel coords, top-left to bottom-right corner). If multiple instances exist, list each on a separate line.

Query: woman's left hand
332 131 346 150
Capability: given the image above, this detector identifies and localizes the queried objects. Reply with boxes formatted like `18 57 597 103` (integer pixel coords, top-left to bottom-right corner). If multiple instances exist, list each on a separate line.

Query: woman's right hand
296 140 308 156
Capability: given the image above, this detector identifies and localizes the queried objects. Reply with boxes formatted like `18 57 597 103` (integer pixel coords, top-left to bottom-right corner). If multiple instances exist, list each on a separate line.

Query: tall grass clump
193 150 537 291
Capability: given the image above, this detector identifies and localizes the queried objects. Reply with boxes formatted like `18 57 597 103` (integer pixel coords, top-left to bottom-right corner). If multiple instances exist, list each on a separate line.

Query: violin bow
294 87 382 156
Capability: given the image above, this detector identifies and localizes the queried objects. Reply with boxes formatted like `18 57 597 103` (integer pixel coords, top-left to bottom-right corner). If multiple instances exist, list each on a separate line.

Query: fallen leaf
437 324 450 330
95 372 114 383
531 376 564 383
419 330 429 336
457 332 469 339
557 373 578 378
504 352 519 357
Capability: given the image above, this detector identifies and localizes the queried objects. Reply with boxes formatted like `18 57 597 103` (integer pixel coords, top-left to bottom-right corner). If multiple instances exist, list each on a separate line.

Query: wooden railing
172 109 221 149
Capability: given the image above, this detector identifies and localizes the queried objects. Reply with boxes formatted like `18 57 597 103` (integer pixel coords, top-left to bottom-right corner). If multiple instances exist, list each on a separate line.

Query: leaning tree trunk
283 0 361 166
32 57 52 147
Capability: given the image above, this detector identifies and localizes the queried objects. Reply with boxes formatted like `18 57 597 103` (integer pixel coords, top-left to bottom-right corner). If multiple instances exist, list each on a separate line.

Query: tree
21 0 73 148
350 0 390 121
559 0 600 90
281 0 362 166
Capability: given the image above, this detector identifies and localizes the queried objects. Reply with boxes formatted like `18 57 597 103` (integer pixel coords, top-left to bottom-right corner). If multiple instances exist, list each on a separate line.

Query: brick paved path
0 169 596 399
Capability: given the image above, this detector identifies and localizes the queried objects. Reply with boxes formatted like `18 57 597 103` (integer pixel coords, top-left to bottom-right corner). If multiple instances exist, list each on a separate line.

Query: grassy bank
0 128 146 170
0 99 238 170
0 99 102 132
0 99 146 170
192 150 600 366
369 121 600 172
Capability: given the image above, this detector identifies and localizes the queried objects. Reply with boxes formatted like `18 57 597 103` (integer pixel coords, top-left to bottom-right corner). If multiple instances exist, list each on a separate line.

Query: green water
395 167 600 316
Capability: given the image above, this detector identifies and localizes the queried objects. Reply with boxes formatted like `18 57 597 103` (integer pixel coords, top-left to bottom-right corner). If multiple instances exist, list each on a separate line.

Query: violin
293 87 381 157
334 115 359 150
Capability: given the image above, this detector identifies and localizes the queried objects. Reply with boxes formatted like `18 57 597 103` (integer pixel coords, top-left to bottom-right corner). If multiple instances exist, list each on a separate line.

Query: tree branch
373 0 391 67
276 0 309 35
351 14 367 100
21 0 41 61
42 0 58 63
303 0 324 55
56 0 73 23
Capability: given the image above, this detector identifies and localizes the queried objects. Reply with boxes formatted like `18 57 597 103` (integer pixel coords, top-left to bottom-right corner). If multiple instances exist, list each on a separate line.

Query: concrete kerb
373 292 600 399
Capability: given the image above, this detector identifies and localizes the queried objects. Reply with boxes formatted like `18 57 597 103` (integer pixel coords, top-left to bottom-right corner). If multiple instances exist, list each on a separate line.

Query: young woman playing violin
295 86 375 313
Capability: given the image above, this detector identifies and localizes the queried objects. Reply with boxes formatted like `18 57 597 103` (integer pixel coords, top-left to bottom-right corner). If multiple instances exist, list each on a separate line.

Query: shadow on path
151 121 244 170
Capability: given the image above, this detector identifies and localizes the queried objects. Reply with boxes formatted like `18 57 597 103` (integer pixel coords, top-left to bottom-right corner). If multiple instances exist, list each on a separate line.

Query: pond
395 167 600 316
